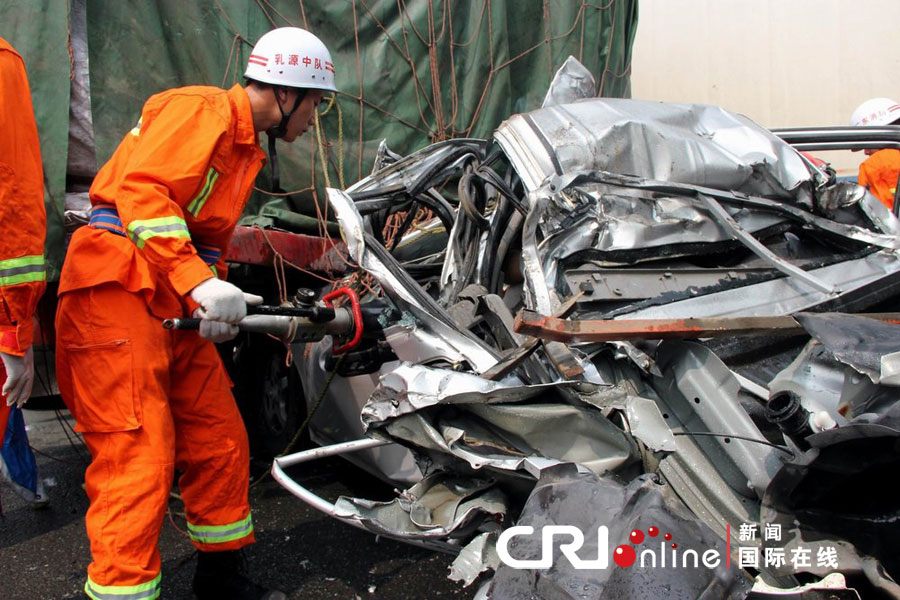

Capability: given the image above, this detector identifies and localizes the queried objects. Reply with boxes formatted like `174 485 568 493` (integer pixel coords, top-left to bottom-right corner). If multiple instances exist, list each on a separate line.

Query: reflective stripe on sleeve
187 168 219 217
126 216 191 249
0 255 46 286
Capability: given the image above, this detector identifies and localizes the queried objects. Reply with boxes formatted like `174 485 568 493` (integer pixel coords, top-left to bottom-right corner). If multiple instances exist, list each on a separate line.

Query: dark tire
229 334 308 459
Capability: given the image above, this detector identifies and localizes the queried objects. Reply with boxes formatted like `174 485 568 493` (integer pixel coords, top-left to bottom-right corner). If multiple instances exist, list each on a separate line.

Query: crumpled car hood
494 97 818 201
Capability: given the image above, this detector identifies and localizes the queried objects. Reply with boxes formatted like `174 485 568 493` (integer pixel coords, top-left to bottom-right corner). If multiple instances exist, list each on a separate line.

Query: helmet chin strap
266 87 306 192
267 86 305 139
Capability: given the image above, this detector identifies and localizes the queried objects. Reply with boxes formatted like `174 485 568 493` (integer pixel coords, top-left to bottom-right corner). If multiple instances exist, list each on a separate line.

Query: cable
673 431 794 455
249 354 345 492
281 354 345 458
29 445 85 466
166 495 191 541
54 409 91 463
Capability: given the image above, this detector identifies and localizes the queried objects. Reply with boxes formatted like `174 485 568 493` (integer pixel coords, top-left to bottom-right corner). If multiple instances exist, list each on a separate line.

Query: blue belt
88 204 221 266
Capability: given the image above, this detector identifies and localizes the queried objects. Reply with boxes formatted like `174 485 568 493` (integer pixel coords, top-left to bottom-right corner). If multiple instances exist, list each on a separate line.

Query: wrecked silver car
270 59 900 598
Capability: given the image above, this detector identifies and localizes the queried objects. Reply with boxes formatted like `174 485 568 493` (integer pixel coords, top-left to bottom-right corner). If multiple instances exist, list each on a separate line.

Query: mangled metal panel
359 363 570 425
519 174 900 320
332 472 507 541
346 139 487 197
793 313 900 385
749 574 861 600
529 183 787 290
541 55 597 108
296 342 423 485
653 342 783 500
494 98 818 199
616 251 900 320
361 364 639 477
327 187 501 373
767 340 850 427
486 465 752 600
765 314 900 423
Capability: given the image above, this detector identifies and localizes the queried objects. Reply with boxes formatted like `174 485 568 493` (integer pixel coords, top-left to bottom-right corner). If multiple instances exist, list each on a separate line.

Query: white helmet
245 27 336 92
850 97 900 127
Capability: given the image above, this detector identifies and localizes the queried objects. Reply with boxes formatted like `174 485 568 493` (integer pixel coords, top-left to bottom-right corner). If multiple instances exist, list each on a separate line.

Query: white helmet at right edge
850 97 900 127
245 27 337 92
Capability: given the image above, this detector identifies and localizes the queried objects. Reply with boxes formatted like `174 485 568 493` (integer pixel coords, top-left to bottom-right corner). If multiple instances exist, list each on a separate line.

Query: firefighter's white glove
1 346 35 408
197 317 240 343
189 277 263 323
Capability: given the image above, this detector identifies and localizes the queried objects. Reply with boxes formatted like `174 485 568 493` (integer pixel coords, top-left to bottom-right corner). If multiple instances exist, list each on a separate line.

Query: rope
29 445 85 466
65 0 75 81
314 94 345 189
280 355 345 458
55 410 90 463
352 0 365 180
426 1 446 141
313 112 330 189
252 185 314 197
254 224 342 284
257 0 293 26
298 0 310 29
336 101 345 189
249 354 345 492
165 491 191 540
221 34 242 87
212 0 249 42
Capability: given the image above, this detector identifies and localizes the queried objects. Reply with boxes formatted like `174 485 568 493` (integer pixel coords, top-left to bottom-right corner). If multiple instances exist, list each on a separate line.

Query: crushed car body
270 59 900 599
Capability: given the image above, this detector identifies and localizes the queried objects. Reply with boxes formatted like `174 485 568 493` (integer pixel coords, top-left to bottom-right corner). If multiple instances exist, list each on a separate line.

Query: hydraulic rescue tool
163 287 371 354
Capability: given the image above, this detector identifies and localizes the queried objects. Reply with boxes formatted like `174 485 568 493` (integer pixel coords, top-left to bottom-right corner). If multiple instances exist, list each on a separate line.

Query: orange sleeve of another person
858 149 900 211
0 39 47 356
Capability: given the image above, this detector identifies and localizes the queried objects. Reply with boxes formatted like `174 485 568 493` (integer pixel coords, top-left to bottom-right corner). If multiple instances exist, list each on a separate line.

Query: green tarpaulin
1 0 638 279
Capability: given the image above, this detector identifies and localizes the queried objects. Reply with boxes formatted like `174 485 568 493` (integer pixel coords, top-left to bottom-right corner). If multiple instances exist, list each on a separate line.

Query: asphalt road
0 407 481 600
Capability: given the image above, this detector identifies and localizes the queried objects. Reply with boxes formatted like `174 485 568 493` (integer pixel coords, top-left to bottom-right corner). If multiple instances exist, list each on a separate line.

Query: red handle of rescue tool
321 286 363 354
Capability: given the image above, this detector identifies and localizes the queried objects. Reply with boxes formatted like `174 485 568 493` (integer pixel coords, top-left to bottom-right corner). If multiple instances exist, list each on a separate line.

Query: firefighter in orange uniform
0 37 46 440
54 28 335 600
851 97 900 211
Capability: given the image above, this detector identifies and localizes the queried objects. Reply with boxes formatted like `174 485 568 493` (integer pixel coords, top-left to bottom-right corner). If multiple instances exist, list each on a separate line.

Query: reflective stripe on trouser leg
187 512 254 545
85 574 161 600
170 298 254 552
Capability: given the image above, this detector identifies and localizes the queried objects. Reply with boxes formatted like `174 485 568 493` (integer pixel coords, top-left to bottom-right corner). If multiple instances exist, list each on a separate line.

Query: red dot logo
630 529 645 544
648 526 659 537
664 533 672 541
671 543 677 549
613 545 636 567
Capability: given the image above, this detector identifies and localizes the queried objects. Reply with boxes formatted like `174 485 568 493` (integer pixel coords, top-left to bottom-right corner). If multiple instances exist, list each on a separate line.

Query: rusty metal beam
514 310 900 344
226 225 348 273
481 293 583 380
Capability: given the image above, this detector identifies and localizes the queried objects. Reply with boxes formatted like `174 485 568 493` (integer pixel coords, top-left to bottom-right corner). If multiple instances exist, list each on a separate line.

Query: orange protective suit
55 84 266 599
0 37 46 438
858 148 900 211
